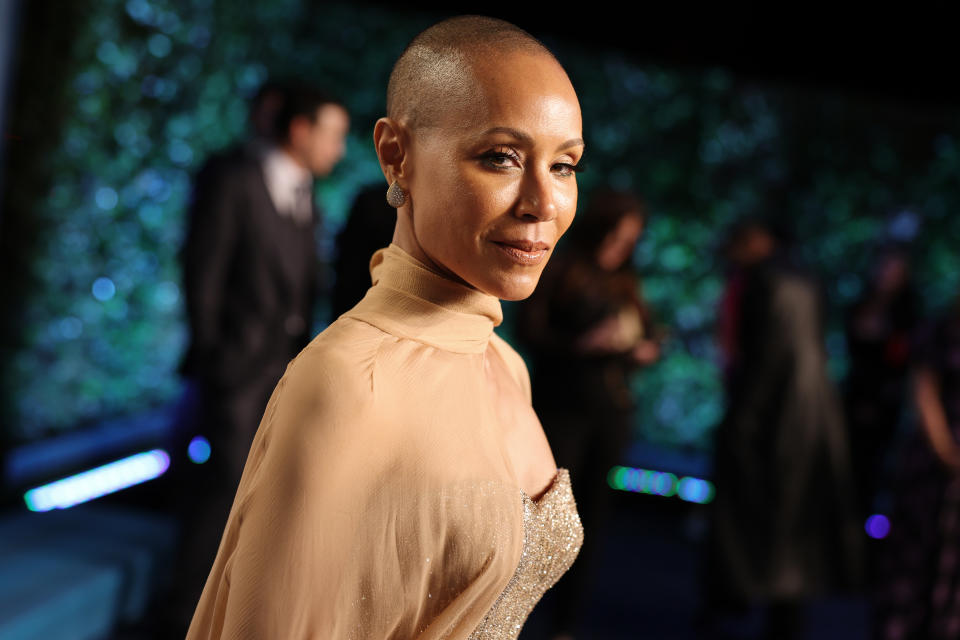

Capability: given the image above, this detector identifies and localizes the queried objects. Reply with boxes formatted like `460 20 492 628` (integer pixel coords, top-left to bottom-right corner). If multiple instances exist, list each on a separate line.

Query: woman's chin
476 272 541 302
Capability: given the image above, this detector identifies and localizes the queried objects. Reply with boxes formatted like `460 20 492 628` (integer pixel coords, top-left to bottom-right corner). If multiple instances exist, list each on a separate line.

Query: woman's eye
481 148 521 170
553 162 581 177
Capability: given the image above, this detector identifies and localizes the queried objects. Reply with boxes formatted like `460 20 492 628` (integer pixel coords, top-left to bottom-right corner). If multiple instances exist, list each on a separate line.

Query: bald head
387 15 560 130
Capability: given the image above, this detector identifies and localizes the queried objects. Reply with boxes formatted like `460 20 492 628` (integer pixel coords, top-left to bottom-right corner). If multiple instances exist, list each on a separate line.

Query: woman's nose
515 168 558 222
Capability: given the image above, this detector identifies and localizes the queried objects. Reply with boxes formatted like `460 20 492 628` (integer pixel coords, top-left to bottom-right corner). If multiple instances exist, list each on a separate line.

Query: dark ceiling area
371 5 958 107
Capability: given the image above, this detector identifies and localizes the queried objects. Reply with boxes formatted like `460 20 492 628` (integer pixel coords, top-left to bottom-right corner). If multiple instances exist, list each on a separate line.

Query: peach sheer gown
186 244 583 639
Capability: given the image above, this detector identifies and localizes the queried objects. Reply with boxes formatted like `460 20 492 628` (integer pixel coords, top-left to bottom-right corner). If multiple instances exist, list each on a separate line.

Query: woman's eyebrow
480 127 585 152
558 137 585 151
481 126 532 144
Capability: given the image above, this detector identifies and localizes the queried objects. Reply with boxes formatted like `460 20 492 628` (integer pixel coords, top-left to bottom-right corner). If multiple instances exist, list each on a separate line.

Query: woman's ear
373 117 410 186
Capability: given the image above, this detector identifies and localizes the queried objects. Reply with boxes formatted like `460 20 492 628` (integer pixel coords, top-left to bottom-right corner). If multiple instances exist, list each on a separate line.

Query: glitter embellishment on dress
468 468 583 639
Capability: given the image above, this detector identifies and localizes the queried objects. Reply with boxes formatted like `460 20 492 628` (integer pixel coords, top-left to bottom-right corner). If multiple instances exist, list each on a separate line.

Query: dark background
1 0 957 465
0 3 956 638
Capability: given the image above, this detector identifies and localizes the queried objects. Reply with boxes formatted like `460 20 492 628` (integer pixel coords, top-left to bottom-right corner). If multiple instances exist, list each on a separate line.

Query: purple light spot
865 514 891 539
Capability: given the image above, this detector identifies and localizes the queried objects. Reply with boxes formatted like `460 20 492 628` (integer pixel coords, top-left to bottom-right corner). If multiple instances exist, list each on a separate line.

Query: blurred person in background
877 292 960 639
164 85 349 636
330 184 397 320
706 220 861 640
517 189 662 639
182 81 289 202
844 247 919 522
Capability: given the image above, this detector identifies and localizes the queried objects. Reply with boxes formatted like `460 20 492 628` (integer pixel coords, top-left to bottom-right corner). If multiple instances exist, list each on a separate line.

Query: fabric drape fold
188 243 577 639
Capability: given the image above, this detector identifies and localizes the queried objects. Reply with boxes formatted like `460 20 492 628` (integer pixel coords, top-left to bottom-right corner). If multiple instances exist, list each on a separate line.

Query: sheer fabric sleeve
490 333 533 404
187 331 524 640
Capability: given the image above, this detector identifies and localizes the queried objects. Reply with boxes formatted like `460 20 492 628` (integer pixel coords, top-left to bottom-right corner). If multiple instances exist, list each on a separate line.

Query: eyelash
480 147 583 177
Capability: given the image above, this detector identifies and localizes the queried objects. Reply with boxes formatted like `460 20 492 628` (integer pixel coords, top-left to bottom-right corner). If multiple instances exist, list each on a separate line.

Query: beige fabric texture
187 243 566 639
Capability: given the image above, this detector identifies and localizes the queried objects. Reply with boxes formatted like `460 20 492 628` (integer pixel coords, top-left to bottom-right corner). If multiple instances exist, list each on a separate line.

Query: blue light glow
58 316 83 339
168 139 193 165
652 472 678 496
95 186 118 210
188 436 211 464
138 203 164 226
154 281 180 309
865 514 891 539
607 465 714 504
148 34 172 58
678 477 714 504
92 277 116 301
125 0 155 25
888 210 920 241
96 41 120 65
23 449 170 512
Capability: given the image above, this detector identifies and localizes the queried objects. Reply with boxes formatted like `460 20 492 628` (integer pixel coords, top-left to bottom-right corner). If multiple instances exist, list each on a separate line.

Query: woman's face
403 51 583 301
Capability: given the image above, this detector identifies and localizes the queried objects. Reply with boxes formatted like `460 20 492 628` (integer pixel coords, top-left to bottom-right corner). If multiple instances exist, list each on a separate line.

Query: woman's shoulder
304 315 387 357
489 332 532 400
282 317 388 400
489 331 525 364
279 314 443 406
251 318 395 467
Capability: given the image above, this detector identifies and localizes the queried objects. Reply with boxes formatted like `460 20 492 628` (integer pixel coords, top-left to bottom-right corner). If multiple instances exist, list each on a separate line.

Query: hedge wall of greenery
3 0 959 451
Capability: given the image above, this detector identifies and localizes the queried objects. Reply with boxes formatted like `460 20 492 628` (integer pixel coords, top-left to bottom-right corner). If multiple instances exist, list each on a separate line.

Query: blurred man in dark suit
180 86 348 467
162 85 348 636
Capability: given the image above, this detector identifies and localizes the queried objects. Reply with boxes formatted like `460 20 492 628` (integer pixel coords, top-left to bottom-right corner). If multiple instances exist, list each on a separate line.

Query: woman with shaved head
187 15 586 639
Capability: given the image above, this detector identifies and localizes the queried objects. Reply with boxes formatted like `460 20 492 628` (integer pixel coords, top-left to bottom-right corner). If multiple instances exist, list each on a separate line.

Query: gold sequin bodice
468 468 583 639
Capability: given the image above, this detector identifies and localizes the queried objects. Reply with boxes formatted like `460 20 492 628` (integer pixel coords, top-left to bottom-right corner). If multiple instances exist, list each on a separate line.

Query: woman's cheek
484 178 522 214
557 190 577 228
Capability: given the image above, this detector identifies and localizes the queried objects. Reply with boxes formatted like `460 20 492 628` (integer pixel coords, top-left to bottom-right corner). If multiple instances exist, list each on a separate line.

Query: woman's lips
492 240 550 265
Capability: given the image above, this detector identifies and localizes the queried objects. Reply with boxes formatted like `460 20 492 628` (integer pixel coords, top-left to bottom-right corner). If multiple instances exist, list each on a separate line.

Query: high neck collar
344 243 503 354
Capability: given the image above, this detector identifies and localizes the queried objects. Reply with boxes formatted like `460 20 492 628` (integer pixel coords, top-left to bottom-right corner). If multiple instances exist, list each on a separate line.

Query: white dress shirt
261 147 314 226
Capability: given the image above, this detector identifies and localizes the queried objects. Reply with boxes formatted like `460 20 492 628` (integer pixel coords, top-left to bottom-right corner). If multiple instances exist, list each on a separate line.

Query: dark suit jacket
179 147 317 395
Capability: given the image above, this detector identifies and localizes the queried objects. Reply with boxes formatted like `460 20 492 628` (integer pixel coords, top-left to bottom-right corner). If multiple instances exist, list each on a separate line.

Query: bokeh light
91 277 116 302
865 514 891 540
23 449 171 512
187 436 211 464
607 465 714 504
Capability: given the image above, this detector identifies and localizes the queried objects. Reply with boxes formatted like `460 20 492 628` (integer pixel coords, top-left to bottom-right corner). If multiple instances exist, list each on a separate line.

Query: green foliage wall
3 0 959 450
